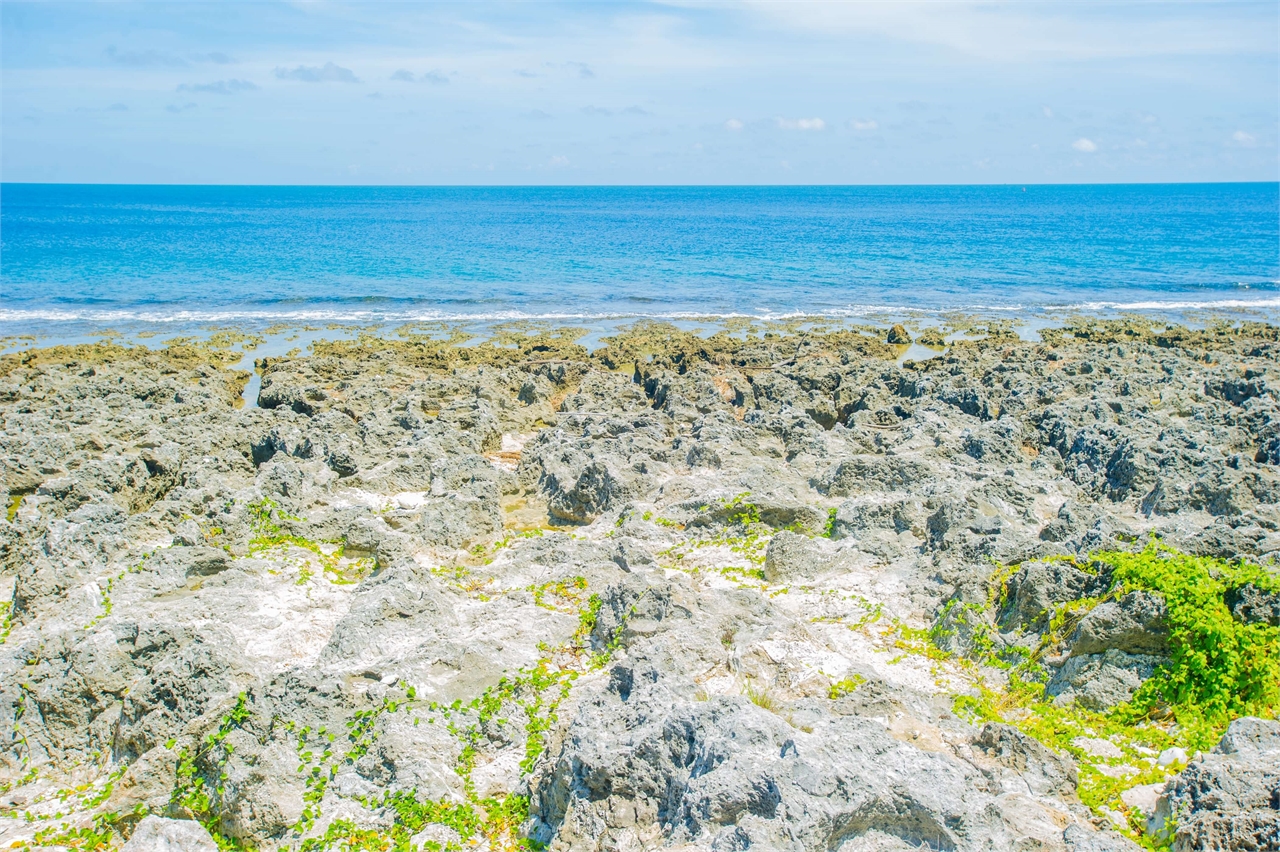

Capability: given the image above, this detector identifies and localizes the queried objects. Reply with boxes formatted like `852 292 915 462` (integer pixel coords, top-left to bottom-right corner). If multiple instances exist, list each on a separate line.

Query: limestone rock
121 816 219 852
1153 717 1280 851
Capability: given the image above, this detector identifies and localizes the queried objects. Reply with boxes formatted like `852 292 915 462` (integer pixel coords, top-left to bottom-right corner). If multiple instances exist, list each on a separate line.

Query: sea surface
2 183 1278 347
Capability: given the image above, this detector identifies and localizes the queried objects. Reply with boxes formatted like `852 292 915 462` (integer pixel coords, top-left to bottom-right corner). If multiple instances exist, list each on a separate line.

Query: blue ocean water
1 183 1277 340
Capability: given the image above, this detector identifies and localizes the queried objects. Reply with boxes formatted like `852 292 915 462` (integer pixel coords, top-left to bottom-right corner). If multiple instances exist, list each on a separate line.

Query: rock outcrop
0 320 1276 850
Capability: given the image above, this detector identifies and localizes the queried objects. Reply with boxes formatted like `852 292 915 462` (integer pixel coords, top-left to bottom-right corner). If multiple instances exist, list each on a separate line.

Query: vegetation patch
928 542 1279 848
247 498 372 586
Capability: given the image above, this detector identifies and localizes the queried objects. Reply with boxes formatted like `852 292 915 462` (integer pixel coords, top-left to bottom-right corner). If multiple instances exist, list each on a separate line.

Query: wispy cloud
1042 105 1054 118
177 79 259 95
738 1 1276 63
193 52 234 65
106 46 186 67
1230 130 1257 147
724 118 744 131
582 106 612 116
777 117 825 131
622 105 650 116
850 119 878 131
1072 137 1098 153
274 62 359 83
392 68 448 85
164 102 197 113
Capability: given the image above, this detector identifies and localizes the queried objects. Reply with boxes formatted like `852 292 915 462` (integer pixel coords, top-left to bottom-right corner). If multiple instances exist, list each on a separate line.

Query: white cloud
1072 137 1098 153
549 155 570 167
1231 130 1256 147
777 117 825 131
1042 105 1053 118
724 118 744 131
850 119 878 131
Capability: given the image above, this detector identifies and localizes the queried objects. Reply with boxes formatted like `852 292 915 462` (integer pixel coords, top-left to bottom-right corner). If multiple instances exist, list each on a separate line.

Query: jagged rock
1226 582 1280 626
0 324 1274 851
1066 591 1169 657
1153 717 1280 851
531 683 1091 852
973 723 1078 798
1046 650 1162 711
998 559 1104 632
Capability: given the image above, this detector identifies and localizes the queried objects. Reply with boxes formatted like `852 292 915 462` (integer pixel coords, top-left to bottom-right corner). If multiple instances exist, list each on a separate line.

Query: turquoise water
1 183 1277 340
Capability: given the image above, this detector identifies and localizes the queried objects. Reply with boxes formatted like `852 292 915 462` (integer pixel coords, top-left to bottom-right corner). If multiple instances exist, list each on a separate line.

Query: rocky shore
1 319 1277 852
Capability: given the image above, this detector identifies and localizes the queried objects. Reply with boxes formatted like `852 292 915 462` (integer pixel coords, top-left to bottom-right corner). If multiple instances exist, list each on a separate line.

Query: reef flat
0 319 1277 852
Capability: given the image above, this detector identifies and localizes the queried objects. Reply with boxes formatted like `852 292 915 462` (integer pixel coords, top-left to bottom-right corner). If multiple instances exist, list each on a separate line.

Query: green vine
935 542 1280 848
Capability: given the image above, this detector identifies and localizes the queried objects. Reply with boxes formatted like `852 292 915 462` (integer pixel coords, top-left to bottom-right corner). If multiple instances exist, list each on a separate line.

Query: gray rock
973 723 1078 798
763 531 825 583
1154 717 1280 852
531 683 1087 852
815 455 934 497
1226 582 1280 627
1 325 1272 851
121 816 219 852
1046 650 1162 711
1066 591 1169 657
998 559 1103 632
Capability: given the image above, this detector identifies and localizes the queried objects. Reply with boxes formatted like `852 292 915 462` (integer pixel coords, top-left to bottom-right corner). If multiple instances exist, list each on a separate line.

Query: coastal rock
887 324 912 345
1046 650 1162 711
120 816 219 852
1 322 1276 851
1153 717 1280 851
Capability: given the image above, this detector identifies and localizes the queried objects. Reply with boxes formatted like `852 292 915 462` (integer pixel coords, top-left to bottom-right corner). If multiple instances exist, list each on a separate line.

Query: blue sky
2 1 1276 184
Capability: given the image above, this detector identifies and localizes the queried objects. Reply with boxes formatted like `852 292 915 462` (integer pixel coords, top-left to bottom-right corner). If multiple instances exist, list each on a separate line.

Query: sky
2 1 1277 185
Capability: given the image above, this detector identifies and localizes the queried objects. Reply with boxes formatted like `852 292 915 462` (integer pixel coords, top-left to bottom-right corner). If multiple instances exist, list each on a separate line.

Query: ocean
1 183 1277 347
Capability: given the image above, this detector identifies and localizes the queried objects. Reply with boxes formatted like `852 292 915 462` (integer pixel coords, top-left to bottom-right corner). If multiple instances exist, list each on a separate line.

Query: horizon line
3 180 1278 189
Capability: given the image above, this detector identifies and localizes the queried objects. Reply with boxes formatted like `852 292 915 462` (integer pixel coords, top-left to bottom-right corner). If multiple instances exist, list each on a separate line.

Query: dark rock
1155 717 1280 852
1226 582 1280 627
